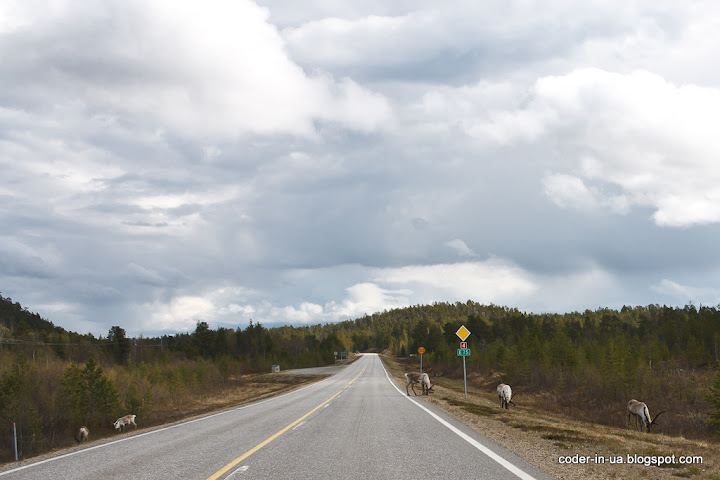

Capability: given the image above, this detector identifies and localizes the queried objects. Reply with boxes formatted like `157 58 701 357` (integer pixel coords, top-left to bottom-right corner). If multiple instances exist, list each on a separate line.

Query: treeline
0 293 352 369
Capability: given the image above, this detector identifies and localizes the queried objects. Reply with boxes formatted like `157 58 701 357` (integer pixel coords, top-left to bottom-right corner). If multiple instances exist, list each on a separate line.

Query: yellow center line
206 365 366 480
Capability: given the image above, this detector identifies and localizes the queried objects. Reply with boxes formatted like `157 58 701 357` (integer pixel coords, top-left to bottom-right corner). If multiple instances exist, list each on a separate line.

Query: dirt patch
382 356 720 480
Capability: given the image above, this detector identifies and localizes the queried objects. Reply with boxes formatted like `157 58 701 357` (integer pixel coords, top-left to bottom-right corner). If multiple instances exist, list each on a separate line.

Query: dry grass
135 373 326 428
383 356 720 480
0 372 326 470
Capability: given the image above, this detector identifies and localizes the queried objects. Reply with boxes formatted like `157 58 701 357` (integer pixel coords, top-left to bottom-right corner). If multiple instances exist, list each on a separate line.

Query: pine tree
59 358 119 426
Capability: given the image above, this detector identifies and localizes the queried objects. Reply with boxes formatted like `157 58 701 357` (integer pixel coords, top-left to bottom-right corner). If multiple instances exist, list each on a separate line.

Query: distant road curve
1 354 554 479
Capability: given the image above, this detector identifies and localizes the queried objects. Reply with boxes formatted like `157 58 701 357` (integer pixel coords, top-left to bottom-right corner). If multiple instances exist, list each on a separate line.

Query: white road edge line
225 465 249 479
0 372 340 477
381 361 538 480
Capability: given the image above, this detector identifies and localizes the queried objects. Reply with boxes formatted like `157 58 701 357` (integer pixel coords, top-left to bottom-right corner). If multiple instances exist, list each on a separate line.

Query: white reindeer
497 383 515 409
405 372 434 396
627 399 665 433
74 426 89 443
114 414 137 432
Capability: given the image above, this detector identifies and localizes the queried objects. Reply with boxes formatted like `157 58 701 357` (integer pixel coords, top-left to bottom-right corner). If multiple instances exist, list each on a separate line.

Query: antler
650 410 666 426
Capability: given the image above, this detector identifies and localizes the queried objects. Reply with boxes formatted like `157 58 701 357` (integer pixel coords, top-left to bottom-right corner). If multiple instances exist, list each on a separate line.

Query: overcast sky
2 0 720 337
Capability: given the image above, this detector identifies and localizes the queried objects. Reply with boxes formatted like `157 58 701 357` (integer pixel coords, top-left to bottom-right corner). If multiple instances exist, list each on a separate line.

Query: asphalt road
0 354 555 479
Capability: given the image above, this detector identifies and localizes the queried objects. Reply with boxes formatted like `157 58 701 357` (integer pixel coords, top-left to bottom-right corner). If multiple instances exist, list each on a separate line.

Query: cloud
5 1 720 338
147 296 215 332
542 173 630 213
529 266 621 312
233 260 626 328
272 302 324 324
329 283 412 319
0 0 392 140
468 68 720 227
651 279 720 304
280 2 679 83
374 259 538 305
542 174 597 210
444 239 478 257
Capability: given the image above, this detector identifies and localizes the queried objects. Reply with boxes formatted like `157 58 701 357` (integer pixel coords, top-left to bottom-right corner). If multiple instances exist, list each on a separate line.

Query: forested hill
333 301 720 370
0 293 61 335
3 293 720 371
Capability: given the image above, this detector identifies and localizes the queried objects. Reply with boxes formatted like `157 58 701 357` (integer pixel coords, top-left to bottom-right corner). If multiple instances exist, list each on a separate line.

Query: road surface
0 354 555 479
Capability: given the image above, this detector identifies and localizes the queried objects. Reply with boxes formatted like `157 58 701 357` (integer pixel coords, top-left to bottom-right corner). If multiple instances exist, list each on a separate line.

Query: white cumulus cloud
0 0 392 140
473 68 720 227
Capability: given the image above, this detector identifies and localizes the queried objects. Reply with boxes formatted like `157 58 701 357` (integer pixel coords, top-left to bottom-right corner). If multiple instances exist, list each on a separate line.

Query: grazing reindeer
74 426 89 443
114 414 137 432
497 383 515 409
627 400 665 433
405 372 434 396
419 373 434 395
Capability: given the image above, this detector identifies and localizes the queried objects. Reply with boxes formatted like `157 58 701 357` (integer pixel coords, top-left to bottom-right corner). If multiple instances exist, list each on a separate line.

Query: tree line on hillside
2 293 720 462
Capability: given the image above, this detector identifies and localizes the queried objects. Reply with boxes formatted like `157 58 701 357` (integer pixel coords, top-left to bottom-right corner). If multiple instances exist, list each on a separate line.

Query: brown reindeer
114 414 137 432
74 426 89 443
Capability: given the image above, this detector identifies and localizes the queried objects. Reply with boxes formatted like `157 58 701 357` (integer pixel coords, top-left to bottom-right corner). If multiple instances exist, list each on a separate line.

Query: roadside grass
154 373 326 426
382 355 720 480
0 372 326 470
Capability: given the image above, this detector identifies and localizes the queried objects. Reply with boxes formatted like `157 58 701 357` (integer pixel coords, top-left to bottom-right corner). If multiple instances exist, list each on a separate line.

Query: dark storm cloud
2 0 720 336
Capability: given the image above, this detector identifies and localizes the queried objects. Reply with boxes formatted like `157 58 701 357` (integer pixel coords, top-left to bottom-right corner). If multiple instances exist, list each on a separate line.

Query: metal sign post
456 325 471 400
13 422 18 461
463 356 467 400
418 347 425 373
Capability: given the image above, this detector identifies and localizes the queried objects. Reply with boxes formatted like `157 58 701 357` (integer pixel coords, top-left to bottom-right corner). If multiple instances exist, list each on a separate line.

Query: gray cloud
2 0 720 336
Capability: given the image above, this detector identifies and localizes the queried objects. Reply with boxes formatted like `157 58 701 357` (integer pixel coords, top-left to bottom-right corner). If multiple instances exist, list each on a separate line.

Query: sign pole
13 422 18 461
463 356 467 399
455 325 471 401
420 353 423 374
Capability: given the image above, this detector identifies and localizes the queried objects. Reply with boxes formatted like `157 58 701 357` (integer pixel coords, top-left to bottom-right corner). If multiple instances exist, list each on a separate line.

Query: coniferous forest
2 293 720 462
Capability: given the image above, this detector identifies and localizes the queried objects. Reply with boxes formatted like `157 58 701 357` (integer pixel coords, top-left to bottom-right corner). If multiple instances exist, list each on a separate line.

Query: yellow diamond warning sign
456 325 471 341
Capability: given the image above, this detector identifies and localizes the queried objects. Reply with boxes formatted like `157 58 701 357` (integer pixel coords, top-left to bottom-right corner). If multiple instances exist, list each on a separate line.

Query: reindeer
419 373 434 395
74 426 89 443
497 383 515 409
627 399 665 433
405 372 434 396
113 414 137 432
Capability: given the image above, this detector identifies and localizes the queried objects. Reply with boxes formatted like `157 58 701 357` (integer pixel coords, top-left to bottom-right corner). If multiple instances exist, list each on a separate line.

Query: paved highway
0 354 554 479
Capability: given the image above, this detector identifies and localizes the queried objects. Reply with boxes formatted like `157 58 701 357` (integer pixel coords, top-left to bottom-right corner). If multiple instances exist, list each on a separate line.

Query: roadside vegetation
2 293 720 466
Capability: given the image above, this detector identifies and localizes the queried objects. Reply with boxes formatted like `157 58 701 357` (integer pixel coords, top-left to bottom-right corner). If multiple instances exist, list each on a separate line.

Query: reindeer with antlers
627 399 665 433
404 372 434 396
497 383 516 409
